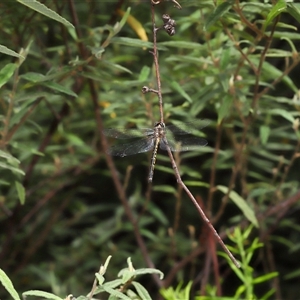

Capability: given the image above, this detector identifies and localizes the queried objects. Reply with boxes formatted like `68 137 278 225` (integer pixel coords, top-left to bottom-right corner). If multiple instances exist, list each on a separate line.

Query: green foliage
1 0 300 299
160 281 192 300
217 226 278 300
160 226 278 300
1 257 163 300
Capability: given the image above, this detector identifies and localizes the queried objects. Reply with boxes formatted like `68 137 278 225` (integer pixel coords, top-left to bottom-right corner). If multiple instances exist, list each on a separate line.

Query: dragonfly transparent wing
103 128 153 139
106 137 154 157
165 119 210 135
160 136 208 152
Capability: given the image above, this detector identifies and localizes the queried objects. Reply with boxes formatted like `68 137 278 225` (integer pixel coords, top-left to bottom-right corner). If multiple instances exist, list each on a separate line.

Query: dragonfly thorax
153 122 166 138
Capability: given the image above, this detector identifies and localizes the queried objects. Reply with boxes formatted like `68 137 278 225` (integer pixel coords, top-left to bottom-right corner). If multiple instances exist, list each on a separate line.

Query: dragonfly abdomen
148 137 161 182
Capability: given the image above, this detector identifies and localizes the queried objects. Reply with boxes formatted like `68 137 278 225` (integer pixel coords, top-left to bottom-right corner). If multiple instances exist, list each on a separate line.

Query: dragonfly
103 119 210 182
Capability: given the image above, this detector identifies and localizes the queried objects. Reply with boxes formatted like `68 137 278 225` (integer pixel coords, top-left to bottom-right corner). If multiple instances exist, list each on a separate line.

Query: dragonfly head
154 122 165 129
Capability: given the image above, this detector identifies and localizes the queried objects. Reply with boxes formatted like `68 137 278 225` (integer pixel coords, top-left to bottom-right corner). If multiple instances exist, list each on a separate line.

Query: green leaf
20 72 47 82
131 281 152 300
0 162 25 176
41 81 77 97
260 125 270 145
0 63 17 89
116 7 131 33
111 37 154 49
0 45 24 58
185 181 210 188
20 72 77 96
95 273 105 285
15 181 26 205
217 94 233 124
263 1 286 31
260 60 298 92
220 47 231 70
138 66 150 82
102 286 131 300
16 0 74 28
272 31 300 40
94 279 123 293
252 272 278 284
217 185 259 227
22 290 63 300
102 255 112 274
159 41 204 50
204 1 234 30
0 269 20 300
134 268 164 280
286 3 300 24
284 268 300 280
170 81 193 103
269 108 295 123
0 150 20 165
152 185 177 194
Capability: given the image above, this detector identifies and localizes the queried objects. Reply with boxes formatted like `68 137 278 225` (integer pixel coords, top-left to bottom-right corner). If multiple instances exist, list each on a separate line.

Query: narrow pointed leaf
0 63 17 89
0 45 24 58
16 0 74 28
22 290 63 300
0 269 20 300
204 1 234 30
217 185 259 227
15 181 26 205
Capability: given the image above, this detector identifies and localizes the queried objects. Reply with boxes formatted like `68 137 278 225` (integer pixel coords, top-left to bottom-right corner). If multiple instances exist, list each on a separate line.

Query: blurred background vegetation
1 0 300 299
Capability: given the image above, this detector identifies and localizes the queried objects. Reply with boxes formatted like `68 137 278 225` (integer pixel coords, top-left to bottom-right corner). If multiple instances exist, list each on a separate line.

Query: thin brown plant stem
5 98 43 143
23 102 70 187
201 229 221 296
223 25 257 77
233 1 265 39
19 155 102 228
257 57 300 99
123 165 133 192
1 65 19 146
264 238 282 300
6 184 74 269
68 0 87 57
252 16 279 112
150 3 164 123
88 264 102 300
207 121 223 218
200 245 212 296
173 185 183 232
165 146 240 268
138 176 153 223
173 151 183 233
109 0 125 25
0 200 12 216
278 139 300 190
212 119 249 224
13 195 72 273
163 244 205 287
20 180 72 228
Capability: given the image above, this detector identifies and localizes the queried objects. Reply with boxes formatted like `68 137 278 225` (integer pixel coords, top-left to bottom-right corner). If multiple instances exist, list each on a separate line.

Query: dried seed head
142 86 150 93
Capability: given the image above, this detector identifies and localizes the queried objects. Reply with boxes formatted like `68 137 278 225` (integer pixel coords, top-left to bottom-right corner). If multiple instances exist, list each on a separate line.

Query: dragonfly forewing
107 137 154 157
103 128 154 139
